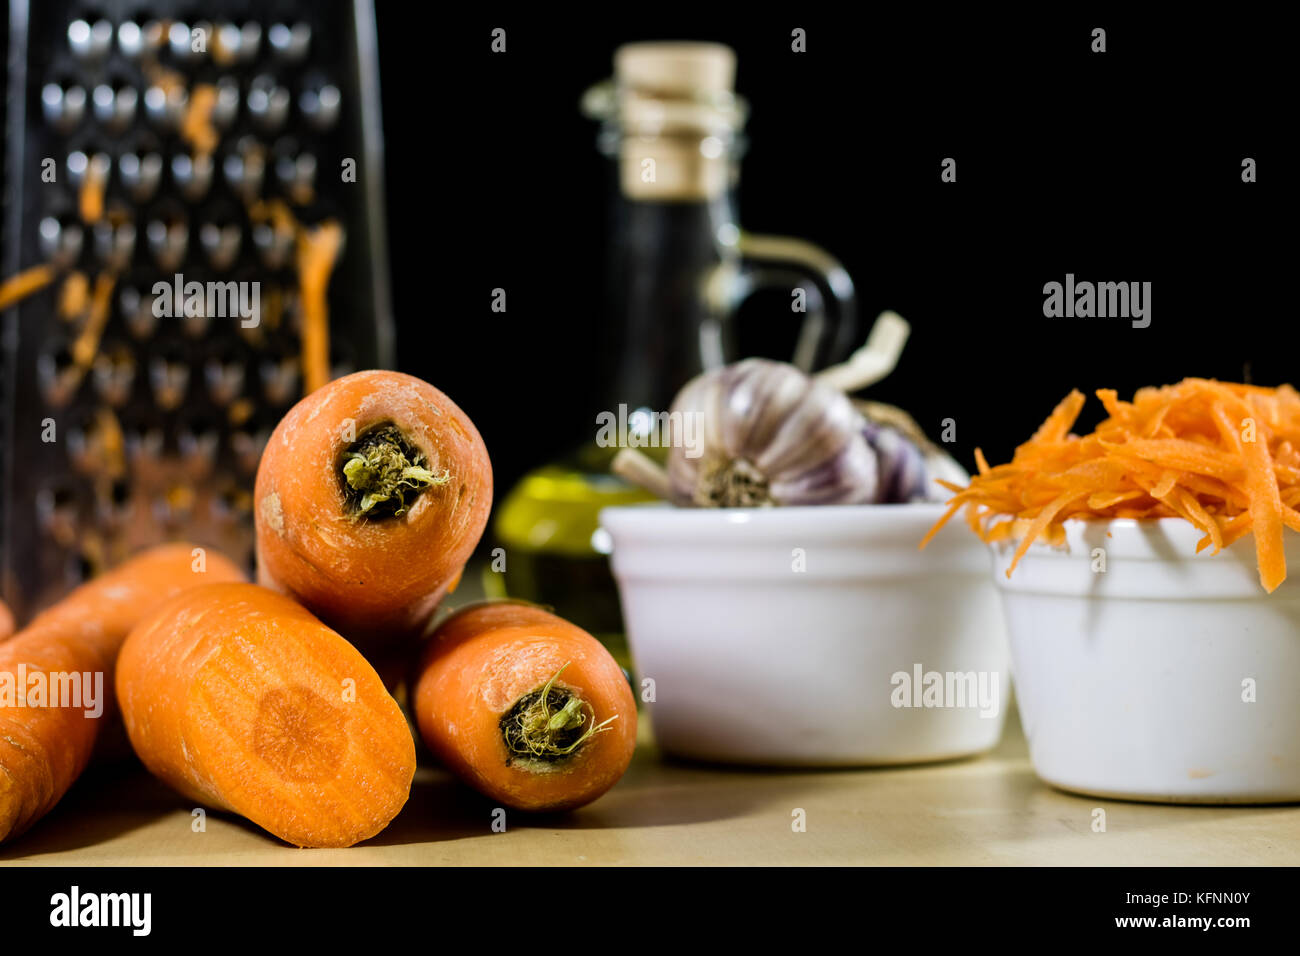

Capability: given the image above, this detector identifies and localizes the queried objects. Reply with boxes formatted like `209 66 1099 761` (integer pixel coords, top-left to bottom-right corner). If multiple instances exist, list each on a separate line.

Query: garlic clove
769 438 879 506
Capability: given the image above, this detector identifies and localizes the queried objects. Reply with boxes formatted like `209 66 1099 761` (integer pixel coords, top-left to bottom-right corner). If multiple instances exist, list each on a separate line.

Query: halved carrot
413 602 637 813
254 370 493 650
0 543 243 843
116 582 415 848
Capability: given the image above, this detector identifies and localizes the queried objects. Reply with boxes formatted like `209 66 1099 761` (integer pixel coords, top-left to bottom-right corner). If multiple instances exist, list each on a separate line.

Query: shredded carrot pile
920 379 1300 592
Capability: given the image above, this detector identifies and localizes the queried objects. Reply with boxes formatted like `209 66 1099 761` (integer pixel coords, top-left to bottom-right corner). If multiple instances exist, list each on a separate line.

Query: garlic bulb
612 312 969 508
664 358 879 507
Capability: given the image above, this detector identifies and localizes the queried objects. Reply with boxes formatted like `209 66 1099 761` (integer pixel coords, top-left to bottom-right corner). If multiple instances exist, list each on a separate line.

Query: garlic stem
612 448 673 500
814 311 911 393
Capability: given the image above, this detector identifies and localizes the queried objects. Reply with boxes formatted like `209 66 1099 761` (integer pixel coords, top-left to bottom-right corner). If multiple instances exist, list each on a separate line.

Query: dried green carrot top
340 424 449 518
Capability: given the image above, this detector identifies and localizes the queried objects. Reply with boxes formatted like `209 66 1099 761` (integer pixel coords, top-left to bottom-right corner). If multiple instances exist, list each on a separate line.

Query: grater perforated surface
1 1 391 618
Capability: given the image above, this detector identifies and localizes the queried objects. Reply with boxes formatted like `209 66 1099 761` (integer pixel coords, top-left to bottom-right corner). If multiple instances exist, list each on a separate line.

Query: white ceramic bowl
993 517 1300 803
601 503 1010 766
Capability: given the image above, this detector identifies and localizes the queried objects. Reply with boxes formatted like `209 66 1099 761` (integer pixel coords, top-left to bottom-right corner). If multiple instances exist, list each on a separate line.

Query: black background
0 6 1291 492
383 9 1290 493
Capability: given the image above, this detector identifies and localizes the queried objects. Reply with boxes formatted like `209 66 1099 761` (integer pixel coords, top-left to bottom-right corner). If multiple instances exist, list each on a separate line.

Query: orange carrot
921 379 1300 591
255 370 492 650
413 602 637 812
116 582 415 848
0 543 243 843
0 599 12 641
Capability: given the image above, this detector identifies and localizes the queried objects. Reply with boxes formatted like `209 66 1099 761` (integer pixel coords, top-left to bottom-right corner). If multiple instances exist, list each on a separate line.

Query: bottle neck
598 190 739 417
615 132 736 203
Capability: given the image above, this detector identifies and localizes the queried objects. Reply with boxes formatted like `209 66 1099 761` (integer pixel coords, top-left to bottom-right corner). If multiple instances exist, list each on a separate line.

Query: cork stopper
602 41 744 201
614 42 736 100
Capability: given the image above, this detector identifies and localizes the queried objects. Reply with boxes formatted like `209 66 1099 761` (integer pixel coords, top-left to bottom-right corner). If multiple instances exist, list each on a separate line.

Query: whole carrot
413 602 637 812
117 582 416 848
255 370 492 650
0 543 243 843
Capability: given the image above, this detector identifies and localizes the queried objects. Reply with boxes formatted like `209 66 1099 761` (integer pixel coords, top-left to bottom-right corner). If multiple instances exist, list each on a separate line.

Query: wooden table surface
4 703 1298 866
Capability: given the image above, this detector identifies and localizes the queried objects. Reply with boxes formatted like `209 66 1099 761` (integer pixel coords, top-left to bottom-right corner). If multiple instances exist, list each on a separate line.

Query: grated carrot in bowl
919 379 1300 592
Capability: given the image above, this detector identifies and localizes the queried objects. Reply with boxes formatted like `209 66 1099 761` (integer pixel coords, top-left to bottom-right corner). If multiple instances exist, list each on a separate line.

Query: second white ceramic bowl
993 518 1300 803
601 503 1010 766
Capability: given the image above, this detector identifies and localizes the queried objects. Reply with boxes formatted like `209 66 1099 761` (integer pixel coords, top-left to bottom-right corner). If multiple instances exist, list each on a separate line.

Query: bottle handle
705 231 857 373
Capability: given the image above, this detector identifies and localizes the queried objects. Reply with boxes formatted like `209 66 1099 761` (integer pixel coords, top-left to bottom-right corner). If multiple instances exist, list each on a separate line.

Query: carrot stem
341 424 449 517
503 662 618 763
548 697 586 732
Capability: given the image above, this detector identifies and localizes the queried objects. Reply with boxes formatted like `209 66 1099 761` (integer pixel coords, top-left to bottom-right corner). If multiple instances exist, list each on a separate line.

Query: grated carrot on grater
0 264 57 310
296 220 344 394
181 83 220 159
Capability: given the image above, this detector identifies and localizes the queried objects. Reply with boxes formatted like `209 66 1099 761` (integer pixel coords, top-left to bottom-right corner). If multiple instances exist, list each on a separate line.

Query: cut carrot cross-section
117 582 415 848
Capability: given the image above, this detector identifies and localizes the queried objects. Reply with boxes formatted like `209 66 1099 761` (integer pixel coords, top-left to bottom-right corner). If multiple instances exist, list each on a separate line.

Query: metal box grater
1 1 392 618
